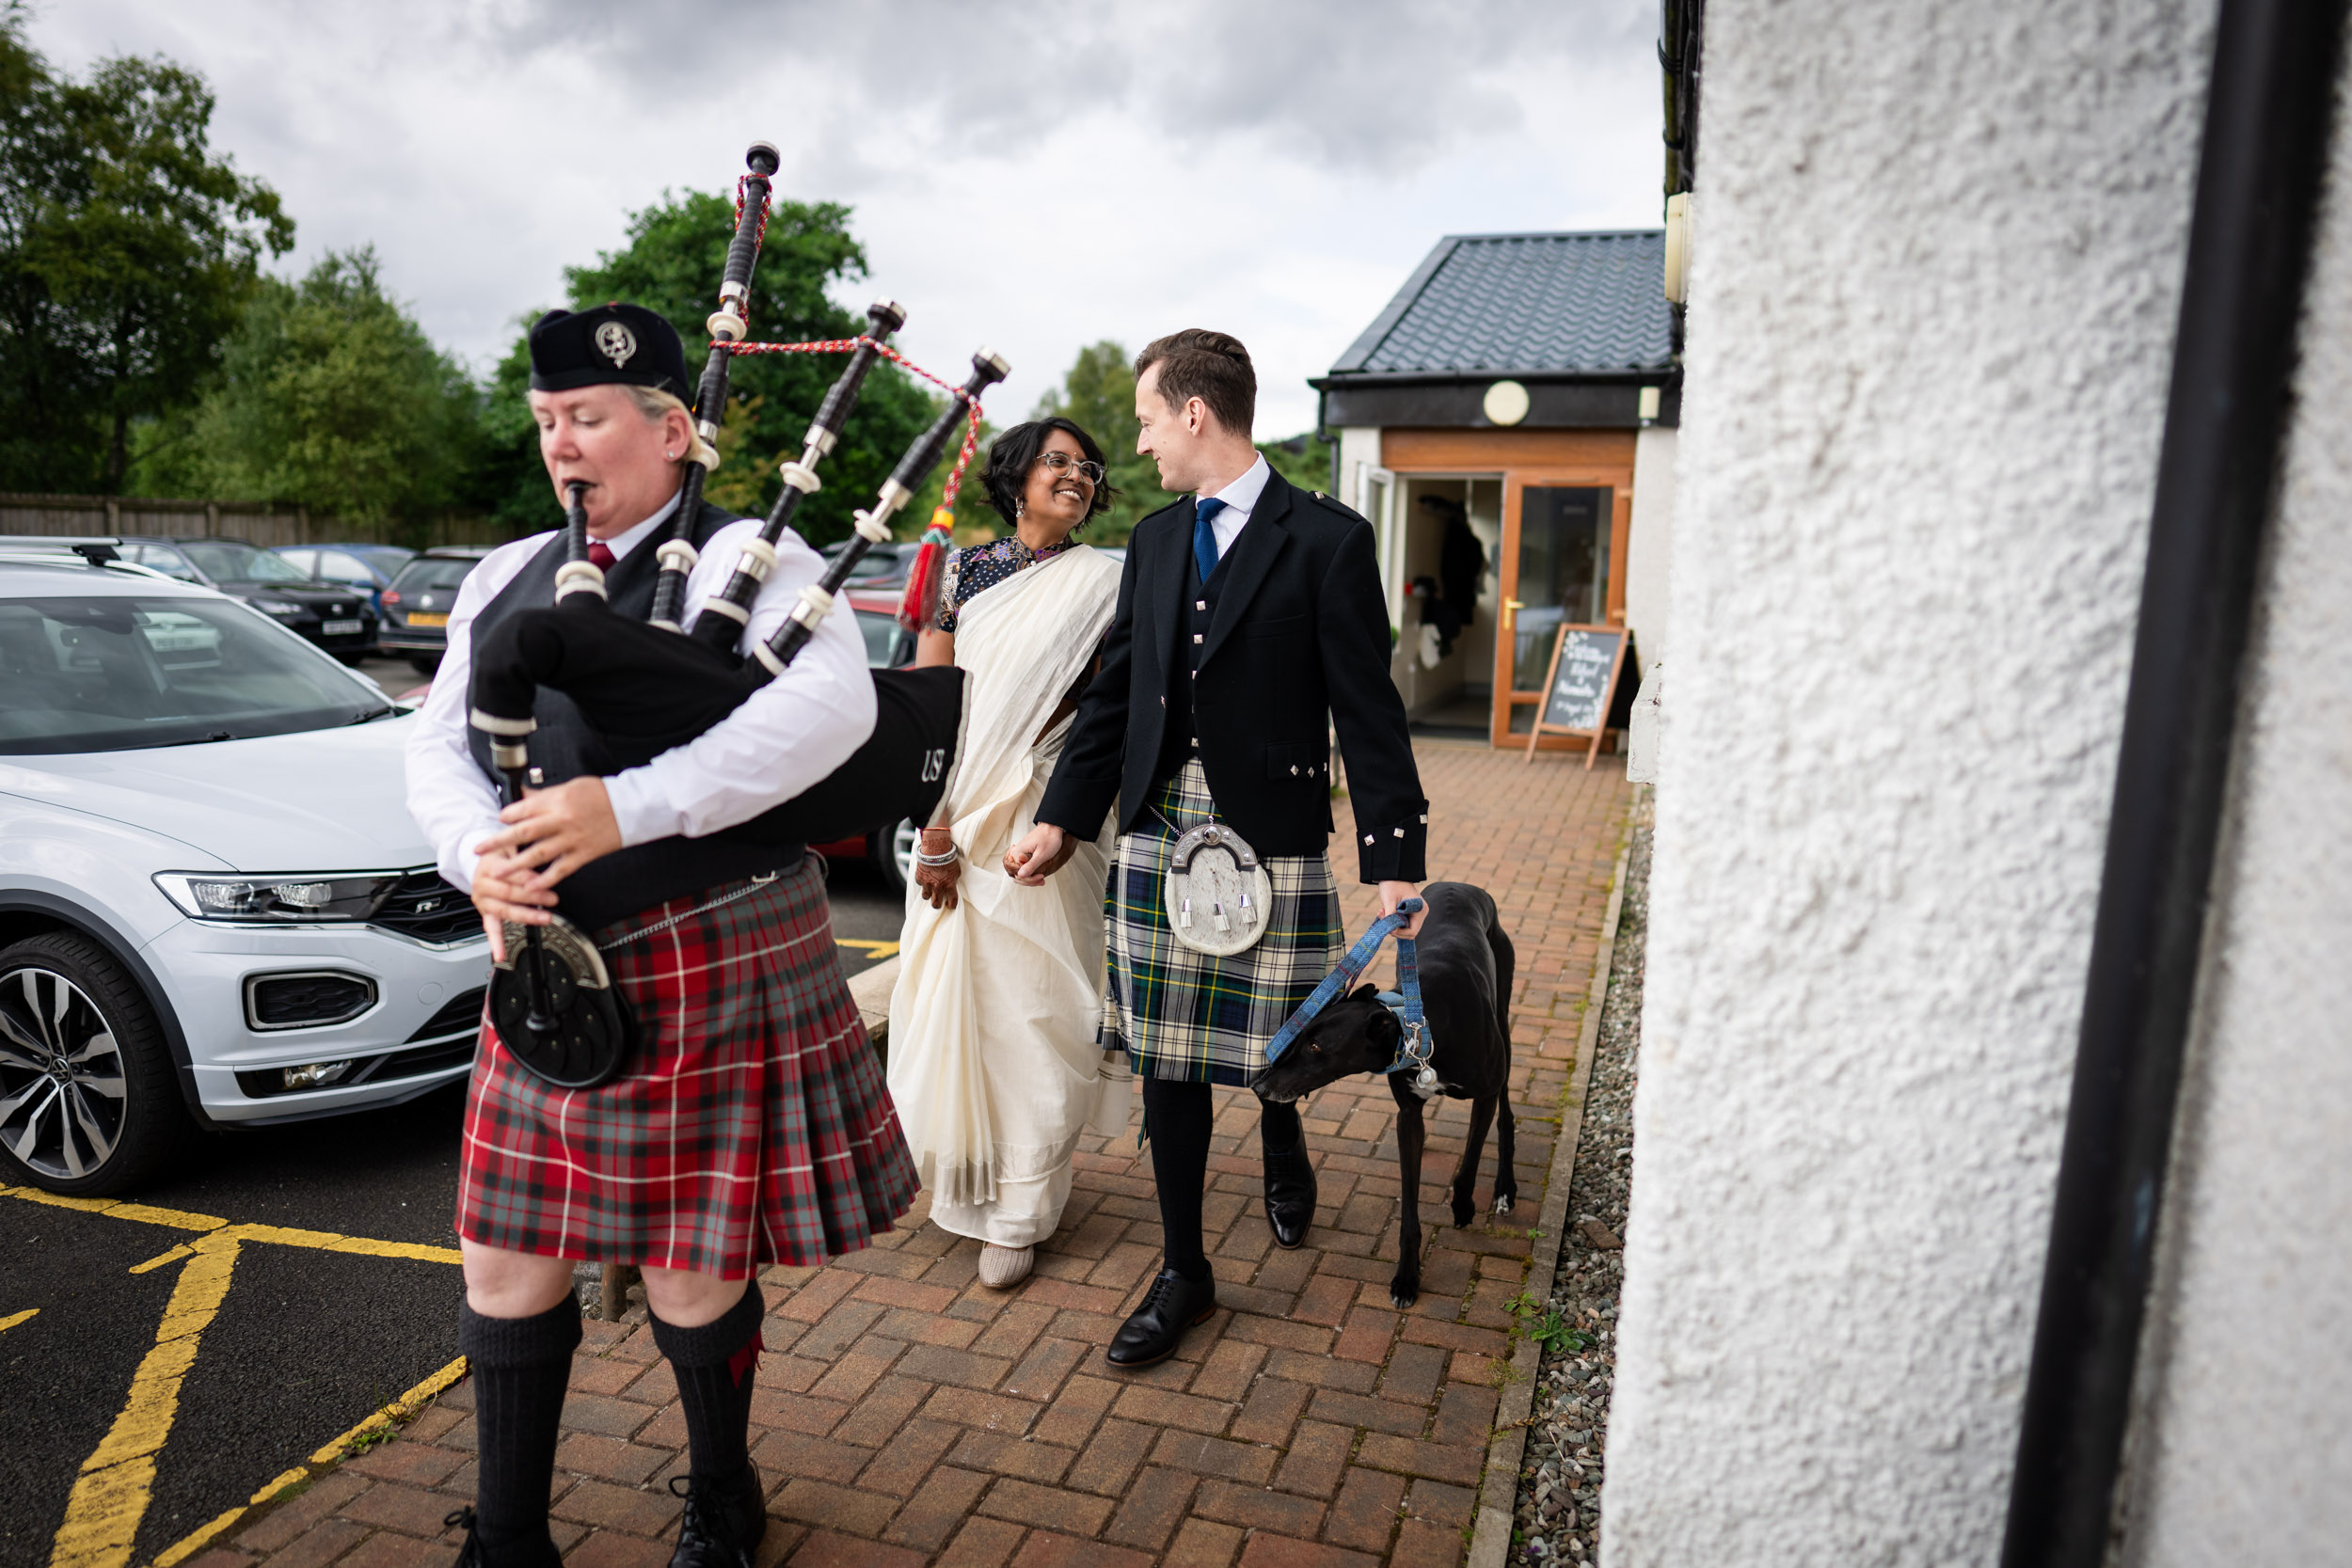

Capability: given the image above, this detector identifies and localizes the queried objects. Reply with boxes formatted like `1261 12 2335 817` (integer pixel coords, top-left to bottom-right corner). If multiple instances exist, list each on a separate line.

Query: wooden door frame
1492 468 1634 748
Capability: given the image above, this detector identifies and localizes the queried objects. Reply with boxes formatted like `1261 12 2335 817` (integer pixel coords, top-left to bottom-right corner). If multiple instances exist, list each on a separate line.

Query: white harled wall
1604 0 2216 1560
2122 79 2352 1563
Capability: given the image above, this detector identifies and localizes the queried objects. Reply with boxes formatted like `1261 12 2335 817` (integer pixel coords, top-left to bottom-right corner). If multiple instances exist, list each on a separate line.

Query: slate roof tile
1329 231 1674 379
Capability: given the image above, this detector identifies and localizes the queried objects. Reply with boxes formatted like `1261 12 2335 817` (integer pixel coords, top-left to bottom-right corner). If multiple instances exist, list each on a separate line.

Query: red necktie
587 541 615 571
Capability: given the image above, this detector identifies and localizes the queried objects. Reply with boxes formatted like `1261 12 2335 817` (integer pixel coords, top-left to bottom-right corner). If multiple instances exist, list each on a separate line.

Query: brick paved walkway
203 742 1629 1568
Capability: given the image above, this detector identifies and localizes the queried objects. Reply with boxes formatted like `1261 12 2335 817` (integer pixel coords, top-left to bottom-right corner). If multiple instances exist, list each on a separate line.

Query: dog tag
1413 1064 1439 1098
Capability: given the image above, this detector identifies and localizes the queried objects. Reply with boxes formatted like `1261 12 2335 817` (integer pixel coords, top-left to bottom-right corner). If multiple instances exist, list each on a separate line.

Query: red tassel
897 507 957 633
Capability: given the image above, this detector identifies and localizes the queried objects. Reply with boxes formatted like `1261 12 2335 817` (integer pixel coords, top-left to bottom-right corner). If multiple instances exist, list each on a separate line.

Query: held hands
1005 822 1077 886
1378 880 1426 939
469 776 624 958
915 828 962 911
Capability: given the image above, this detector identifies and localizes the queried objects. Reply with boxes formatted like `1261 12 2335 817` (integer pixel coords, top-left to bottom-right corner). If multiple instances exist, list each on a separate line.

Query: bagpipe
475 140 997 1086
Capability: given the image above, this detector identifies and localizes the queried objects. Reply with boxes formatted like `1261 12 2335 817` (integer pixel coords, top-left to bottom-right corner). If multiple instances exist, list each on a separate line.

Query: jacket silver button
1192 633 1202 644
1290 765 1299 775
1196 600 1206 610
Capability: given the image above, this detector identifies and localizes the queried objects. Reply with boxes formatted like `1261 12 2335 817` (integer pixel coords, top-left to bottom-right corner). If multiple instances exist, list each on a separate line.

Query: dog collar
1264 898 1438 1098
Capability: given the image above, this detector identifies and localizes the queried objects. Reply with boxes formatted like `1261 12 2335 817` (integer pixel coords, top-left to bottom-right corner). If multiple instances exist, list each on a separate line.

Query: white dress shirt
1201 454 1272 561
404 495 877 895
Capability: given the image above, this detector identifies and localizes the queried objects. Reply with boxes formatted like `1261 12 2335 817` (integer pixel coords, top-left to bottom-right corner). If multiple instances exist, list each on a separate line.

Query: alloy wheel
0 966 128 1181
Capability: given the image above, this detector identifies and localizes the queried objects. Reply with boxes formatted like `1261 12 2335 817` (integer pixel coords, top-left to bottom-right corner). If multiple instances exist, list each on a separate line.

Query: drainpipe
1315 387 1341 496
1998 2 2344 1565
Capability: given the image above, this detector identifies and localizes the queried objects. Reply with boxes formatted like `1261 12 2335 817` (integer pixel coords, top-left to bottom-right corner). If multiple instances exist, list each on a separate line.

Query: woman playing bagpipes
885 419 1131 1290
405 303 918 1568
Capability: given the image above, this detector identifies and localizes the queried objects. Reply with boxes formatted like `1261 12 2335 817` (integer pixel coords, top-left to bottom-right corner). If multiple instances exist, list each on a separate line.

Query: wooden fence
0 493 510 550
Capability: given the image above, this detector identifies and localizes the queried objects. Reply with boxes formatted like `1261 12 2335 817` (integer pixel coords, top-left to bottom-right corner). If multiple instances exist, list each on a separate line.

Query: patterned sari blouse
934 534 1079 634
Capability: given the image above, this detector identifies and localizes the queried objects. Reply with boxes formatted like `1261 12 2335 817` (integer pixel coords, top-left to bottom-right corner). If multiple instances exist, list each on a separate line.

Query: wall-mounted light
1483 380 1531 425
1638 387 1662 425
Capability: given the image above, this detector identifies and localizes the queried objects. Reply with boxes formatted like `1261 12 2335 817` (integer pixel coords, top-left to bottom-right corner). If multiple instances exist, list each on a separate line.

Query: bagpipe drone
473 140 994 1086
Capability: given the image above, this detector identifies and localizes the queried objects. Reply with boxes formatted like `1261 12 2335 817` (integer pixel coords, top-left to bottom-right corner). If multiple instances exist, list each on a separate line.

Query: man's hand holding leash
469 775 623 958
1378 880 1426 938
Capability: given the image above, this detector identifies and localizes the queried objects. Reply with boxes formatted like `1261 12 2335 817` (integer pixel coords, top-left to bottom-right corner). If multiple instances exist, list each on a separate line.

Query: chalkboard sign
1525 624 1632 770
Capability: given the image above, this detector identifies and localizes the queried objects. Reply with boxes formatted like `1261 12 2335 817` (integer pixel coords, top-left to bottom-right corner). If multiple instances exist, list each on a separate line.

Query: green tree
158 247 475 537
471 189 934 546
0 6 292 492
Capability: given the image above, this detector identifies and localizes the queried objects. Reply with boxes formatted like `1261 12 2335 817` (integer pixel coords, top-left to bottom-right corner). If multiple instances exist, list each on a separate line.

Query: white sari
885 545 1127 1245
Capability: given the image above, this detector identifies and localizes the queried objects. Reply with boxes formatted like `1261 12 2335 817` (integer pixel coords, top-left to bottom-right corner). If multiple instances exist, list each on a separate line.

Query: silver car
0 540 488 1195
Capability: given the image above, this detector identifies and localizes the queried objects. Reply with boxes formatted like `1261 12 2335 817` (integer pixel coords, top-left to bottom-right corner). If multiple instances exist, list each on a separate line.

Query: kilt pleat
1105 759 1344 1086
456 856 918 1276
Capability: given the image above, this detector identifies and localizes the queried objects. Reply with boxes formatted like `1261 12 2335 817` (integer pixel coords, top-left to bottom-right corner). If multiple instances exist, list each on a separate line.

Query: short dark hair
979 417 1118 527
1135 329 1255 436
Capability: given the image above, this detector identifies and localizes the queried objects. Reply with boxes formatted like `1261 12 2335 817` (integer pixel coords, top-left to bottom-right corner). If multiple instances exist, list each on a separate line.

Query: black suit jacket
1037 470 1428 882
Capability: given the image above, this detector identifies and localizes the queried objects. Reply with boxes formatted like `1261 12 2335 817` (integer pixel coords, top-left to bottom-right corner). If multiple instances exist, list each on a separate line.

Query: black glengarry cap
528 304 691 402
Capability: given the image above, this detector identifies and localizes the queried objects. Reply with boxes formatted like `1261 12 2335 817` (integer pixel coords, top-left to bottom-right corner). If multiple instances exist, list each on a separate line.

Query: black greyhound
1256 881 1518 1307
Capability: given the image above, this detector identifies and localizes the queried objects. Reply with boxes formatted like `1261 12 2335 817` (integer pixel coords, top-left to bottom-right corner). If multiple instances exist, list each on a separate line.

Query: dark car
809 586 921 893
378 546 491 673
276 543 415 617
117 536 379 661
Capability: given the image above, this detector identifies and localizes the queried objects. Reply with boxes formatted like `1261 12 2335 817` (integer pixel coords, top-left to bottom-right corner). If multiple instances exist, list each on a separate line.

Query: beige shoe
977 1243 1035 1289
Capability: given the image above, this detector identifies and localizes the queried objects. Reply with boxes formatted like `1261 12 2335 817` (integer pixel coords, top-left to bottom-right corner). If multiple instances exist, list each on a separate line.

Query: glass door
1496 484 1612 737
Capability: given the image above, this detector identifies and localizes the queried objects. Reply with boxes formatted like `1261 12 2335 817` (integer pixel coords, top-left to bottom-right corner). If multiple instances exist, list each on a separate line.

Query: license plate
322 619 364 637
405 612 449 627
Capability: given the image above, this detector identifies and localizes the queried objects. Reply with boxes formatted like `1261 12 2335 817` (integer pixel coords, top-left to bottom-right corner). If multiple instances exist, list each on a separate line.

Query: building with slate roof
1312 230 1679 748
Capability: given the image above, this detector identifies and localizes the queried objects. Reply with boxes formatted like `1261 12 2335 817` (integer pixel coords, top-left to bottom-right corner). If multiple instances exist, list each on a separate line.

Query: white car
0 541 489 1195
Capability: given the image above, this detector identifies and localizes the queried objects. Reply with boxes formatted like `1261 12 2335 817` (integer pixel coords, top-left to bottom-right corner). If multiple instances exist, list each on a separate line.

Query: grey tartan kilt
1104 759 1344 1087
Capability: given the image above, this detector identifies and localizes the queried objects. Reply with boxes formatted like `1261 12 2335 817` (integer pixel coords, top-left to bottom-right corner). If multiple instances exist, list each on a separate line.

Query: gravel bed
1512 793 1649 1565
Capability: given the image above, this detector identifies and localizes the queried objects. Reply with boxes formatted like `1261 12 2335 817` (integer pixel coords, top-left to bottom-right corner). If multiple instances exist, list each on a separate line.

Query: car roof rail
0 534 124 566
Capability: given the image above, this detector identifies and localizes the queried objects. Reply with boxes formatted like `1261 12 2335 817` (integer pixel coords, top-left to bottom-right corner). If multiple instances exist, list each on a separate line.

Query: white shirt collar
597 484 685 562
1206 454 1273 518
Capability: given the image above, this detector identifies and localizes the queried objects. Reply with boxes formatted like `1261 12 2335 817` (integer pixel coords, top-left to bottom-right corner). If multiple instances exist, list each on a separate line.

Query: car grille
371 870 479 944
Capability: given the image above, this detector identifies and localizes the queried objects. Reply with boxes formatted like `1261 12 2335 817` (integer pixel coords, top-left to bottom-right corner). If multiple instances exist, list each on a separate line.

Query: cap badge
595 321 637 366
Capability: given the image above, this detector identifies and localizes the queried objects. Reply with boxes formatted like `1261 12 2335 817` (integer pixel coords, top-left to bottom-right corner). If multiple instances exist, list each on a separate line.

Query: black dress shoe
1263 1143 1318 1249
444 1509 562 1568
1106 1267 1218 1367
668 1464 768 1568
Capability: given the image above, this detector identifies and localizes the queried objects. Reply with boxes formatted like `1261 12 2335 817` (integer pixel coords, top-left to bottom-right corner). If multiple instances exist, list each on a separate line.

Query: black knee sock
1257 1094 1304 1156
1144 1076 1215 1282
649 1283 764 1487
459 1294 580 1549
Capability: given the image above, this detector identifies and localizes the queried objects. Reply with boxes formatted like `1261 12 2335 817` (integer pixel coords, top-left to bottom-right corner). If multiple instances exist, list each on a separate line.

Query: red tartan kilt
456 856 917 1276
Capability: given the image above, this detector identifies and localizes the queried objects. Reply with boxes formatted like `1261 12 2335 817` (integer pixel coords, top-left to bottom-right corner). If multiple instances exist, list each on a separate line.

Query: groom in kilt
405 304 918 1567
1009 328 1427 1367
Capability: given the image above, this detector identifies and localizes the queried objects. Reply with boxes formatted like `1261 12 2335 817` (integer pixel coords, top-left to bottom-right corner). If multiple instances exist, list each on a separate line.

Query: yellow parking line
2 1185 469 1567
1 1307 36 1333
837 938 899 958
49 1234 242 1568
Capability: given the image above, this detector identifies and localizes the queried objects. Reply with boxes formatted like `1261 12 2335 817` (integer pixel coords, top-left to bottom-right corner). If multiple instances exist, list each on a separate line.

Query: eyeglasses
1034 451 1105 485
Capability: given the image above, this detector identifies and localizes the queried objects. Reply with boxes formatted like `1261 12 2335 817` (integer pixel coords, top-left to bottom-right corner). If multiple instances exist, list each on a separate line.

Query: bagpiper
405 302 918 1568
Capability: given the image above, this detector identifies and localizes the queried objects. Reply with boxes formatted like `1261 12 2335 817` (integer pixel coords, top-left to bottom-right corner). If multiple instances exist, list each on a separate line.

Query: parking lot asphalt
7 657 910 1564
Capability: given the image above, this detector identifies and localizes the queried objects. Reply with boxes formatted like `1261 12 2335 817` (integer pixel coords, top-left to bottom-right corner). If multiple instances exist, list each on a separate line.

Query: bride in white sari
887 420 1130 1287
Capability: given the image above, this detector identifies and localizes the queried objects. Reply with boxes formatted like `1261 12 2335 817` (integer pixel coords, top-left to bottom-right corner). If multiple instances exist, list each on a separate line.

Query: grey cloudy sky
32 0 1661 439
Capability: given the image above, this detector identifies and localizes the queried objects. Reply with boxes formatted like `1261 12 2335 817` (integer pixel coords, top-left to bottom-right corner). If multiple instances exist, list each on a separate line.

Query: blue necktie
1193 497 1228 583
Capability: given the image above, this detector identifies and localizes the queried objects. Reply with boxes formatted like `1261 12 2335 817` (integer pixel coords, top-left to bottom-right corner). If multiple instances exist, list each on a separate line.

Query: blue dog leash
1263 897 1438 1098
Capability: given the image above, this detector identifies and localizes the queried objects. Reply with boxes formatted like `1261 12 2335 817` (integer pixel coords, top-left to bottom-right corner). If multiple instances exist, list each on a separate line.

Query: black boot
1260 1099 1318 1250
445 1507 562 1568
667 1464 768 1568
1106 1267 1218 1368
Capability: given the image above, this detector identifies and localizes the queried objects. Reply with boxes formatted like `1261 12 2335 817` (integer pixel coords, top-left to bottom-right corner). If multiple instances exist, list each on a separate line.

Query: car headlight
153 872 404 923
253 599 306 616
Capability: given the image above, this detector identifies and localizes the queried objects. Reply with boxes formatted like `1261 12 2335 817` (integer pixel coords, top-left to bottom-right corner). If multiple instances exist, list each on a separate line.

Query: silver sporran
1163 820 1274 958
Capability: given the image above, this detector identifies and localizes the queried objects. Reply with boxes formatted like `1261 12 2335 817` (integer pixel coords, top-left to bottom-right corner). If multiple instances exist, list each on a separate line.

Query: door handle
1502 598 1522 632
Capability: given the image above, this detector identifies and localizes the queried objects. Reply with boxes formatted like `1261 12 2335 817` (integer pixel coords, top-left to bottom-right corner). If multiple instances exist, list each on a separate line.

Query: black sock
1257 1094 1304 1156
459 1294 580 1549
1144 1076 1214 1282
649 1283 764 1487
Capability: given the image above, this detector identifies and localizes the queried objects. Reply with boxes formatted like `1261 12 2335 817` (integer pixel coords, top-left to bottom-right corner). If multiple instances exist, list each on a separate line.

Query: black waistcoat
1151 543 1230 791
464 505 803 933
